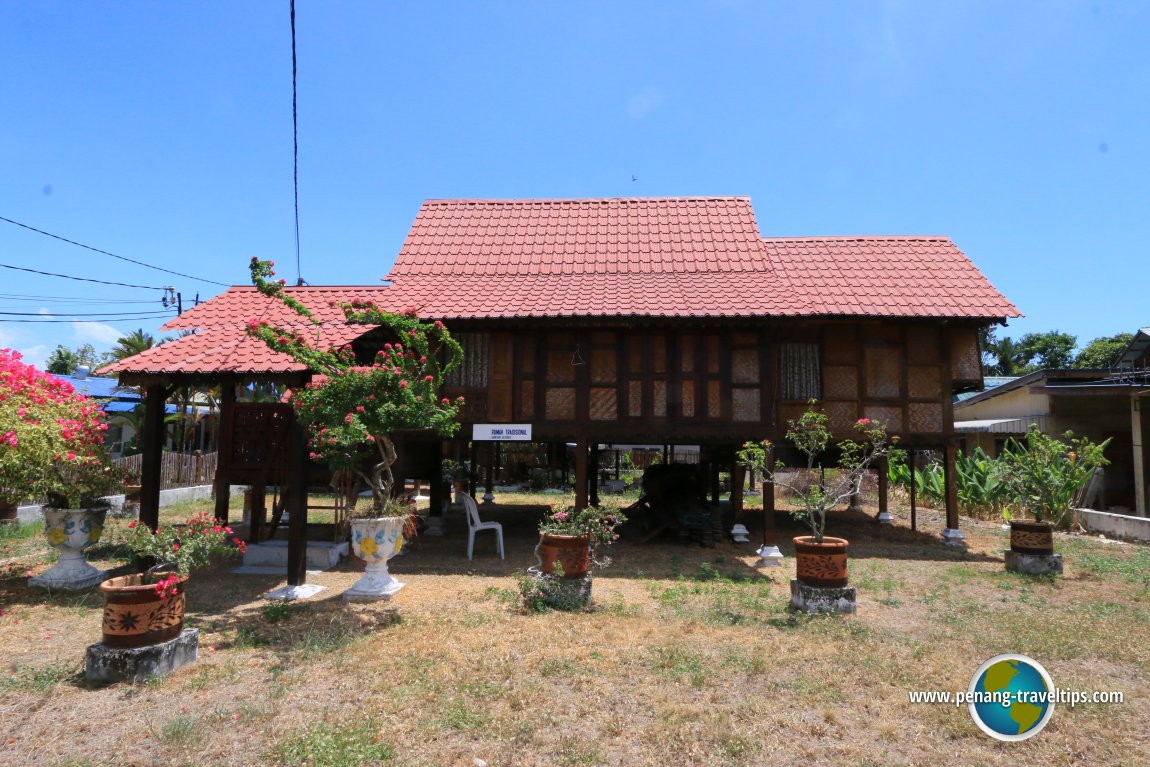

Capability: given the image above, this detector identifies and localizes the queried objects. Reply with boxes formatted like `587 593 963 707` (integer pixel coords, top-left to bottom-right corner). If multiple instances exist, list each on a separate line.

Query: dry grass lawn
1 491 1148 767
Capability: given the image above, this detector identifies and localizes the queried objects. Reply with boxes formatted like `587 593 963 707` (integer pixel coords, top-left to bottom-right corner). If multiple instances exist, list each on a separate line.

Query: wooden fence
114 451 218 489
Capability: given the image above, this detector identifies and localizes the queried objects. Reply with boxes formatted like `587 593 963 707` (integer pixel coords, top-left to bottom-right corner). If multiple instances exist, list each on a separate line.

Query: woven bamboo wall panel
906 326 940 364
732 388 761 422
546 349 574 383
864 405 903 433
908 402 944 434
732 349 759 384
824 365 858 400
825 401 858 431
778 403 807 427
653 381 667 417
824 330 858 364
865 347 902 398
708 380 721 418
628 381 642 417
591 349 616 384
950 329 981 380
545 387 576 420
589 388 617 421
518 381 534 419
681 381 695 417
908 366 942 401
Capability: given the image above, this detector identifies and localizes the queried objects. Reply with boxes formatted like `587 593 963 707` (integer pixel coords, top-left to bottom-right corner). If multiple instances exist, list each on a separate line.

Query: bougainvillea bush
125 512 247 596
0 348 119 508
245 258 464 515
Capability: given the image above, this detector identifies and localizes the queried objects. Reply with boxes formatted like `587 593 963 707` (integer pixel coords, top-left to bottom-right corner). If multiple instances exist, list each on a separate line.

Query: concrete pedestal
1005 550 1064 576
941 527 966 547
789 579 857 614
85 628 198 683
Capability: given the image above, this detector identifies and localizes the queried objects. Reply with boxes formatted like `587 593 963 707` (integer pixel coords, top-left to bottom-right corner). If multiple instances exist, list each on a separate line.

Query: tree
1016 331 1077 370
109 329 166 362
245 258 464 513
984 336 1029 376
1073 333 1135 369
45 344 113 375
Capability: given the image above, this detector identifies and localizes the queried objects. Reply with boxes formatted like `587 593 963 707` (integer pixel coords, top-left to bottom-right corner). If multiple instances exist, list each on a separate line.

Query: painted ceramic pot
99 573 187 648
29 508 107 590
793 535 849 588
346 516 406 600
537 533 592 579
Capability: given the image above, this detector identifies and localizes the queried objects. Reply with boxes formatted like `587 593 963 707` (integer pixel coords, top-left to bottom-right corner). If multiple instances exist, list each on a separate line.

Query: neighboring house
53 365 150 457
102 197 1020 583
954 352 1150 517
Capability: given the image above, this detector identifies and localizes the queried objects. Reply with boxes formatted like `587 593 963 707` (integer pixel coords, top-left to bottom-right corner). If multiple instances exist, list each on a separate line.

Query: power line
0 312 177 323
291 0 303 286
0 293 160 304
0 214 230 287
0 310 175 317
0 262 166 290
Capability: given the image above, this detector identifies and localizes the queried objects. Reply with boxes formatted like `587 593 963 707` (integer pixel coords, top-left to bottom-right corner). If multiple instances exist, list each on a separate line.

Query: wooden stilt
876 457 890 523
139 384 168 532
574 438 589 512
910 451 917 532
213 382 235 524
762 476 777 547
285 417 308 587
589 442 600 507
731 463 746 523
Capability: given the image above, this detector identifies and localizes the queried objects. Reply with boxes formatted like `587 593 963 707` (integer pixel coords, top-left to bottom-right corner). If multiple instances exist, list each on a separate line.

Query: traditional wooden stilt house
102 196 1020 586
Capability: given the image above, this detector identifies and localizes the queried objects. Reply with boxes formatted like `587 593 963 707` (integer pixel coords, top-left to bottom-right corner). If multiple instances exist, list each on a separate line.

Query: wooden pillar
709 455 721 505
943 442 960 532
909 451 918 532
139 384 167 531
213 382 235 524
248 474 266 544
574 437 589 512
762 473 777 547
1133 395 1146 517
614 449 621 480
589 442 600 507
731 463 746 524
429 442 446 517
663 443 670 464
285 417 309 586
876 457 890 523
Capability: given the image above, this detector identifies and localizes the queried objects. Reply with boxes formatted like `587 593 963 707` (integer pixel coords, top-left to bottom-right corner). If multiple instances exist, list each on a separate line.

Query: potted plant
245 258 464 599
536 505 627 580
739 401 892 589
100 512 247 648
998 425 1108 569
0 349 123 589
122 465 142 514
344 496 416 600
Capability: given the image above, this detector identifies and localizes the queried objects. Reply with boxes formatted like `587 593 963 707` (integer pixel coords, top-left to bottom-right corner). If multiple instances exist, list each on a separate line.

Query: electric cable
0 262 166 290
0 313 176 323
0 214 230 287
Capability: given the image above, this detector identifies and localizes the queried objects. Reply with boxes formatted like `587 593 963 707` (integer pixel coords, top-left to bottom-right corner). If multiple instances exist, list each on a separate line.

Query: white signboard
472 424 532 441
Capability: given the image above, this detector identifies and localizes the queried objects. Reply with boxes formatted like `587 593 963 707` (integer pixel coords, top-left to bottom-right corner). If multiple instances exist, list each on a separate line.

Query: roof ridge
762 235 952 242
421 196 752 206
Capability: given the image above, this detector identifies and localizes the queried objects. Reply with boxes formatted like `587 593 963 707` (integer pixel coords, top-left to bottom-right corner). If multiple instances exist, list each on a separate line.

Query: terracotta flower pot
99 573 187 648
538 533 592 579
793 535 850 588
1009 520 1054 555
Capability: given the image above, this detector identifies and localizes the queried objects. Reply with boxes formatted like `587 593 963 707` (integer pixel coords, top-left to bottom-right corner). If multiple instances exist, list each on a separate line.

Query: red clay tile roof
106 197 1020 376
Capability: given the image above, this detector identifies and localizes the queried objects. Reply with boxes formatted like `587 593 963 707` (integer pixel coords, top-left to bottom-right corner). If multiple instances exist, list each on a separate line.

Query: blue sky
1 1 1146 369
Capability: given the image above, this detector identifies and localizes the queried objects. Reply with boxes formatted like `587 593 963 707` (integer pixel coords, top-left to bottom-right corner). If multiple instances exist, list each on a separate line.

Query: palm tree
986 337 1029 376
110 329 162 362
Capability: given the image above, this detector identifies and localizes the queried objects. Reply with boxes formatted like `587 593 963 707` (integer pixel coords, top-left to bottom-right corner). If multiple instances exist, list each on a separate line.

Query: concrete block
240 540 347 570
1076 509 1150 544
789 579 857 614
85 628 198 683
1005 550 1064 576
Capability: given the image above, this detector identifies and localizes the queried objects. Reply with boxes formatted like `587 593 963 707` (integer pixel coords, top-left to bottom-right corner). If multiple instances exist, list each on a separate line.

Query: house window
779 342 821 400
445 332 489 387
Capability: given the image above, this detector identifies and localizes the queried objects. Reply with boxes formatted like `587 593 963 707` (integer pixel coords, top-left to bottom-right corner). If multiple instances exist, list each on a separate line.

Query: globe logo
968 653 1056 741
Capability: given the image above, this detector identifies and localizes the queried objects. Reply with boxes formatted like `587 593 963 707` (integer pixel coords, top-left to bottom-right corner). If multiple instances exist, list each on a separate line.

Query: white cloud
18 344 50 370
73 321 125 346
627 87 664 119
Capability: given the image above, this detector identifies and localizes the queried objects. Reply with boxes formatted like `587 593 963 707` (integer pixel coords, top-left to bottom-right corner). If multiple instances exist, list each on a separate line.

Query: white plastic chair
461 492 504 560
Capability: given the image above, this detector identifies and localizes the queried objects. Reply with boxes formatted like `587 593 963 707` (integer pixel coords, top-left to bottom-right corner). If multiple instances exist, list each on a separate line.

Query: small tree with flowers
738 401 893 543
0 348 119 510
245 258 464 516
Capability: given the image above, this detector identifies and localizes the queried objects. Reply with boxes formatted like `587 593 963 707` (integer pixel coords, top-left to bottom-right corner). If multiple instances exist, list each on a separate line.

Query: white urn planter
29 508 108 590
345 516 406 601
